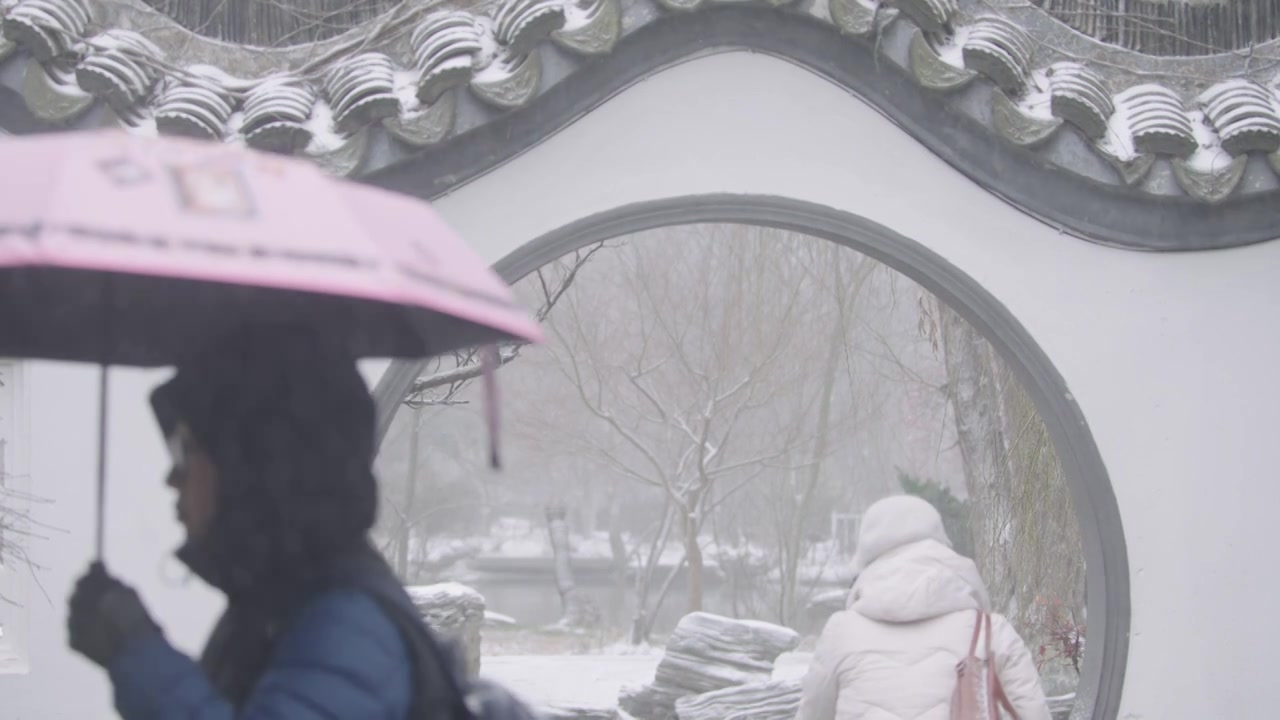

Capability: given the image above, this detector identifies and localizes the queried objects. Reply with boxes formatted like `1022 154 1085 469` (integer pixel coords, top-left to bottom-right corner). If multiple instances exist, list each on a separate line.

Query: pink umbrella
0 130 542 555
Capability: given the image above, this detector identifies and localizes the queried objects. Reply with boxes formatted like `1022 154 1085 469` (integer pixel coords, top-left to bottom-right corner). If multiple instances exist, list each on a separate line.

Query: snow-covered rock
618 612 800 720
803 587 848 631
675 679 801 720
807 587 847 611
1048 693 1074 720
406 582 486 678
485 610 518 627
542 706 618 720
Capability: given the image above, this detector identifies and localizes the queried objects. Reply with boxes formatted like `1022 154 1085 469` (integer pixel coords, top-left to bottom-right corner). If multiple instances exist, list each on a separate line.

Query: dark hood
151 325 379 603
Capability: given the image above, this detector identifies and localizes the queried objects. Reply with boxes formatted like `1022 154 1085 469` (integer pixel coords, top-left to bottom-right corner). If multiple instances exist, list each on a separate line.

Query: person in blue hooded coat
65 327 532 720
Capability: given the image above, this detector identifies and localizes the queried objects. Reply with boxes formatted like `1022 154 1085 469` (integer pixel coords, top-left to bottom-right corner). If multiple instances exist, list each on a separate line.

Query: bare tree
996 360 1086 648
390 405 424 578
538 226 843 639
0 370 51 608
700 241 961 627
402 242 609 409
768 242 881 625
934 302 1018 611
923 298 1084 653
376 406 489 583
0 466 32 607
544 504 600 629
375 243 609 577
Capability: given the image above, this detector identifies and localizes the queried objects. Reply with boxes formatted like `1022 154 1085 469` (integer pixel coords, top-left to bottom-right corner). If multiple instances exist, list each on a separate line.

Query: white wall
0 360 32 675
425 53 1280 718
0 364 222 719
4 50 1277 718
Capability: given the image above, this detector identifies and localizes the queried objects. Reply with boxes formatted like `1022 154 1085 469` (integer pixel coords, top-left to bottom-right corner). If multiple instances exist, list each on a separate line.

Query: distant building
830 511 860 559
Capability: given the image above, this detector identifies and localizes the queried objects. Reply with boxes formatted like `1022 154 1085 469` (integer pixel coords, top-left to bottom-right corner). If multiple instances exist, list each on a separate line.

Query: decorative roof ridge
84 0 1280 80
2 0 1280 207
83 0 373 74
982 3 1280 78
74 0 501 77
1026 0 1280 57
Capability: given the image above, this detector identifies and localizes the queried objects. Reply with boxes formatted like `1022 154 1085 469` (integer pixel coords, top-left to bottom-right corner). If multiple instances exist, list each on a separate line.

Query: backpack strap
319 548 477 719
374 595 479 720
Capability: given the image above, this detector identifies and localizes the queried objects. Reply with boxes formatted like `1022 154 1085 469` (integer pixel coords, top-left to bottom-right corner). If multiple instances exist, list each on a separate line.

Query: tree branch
401 241 608 407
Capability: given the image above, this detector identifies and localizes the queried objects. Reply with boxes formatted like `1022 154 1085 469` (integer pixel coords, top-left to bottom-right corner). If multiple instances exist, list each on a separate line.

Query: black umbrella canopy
0 266 521 367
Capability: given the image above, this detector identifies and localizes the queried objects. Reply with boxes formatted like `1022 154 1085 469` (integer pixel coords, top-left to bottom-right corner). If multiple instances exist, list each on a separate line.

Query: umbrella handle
95 364 109 559
95 274 114 561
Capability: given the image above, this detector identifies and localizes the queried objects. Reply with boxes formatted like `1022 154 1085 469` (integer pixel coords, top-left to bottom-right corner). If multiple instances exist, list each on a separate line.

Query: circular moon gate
372 194 1130 720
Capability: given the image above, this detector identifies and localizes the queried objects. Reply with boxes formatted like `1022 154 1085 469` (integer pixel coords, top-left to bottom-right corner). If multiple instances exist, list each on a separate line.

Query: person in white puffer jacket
795 495 1052 720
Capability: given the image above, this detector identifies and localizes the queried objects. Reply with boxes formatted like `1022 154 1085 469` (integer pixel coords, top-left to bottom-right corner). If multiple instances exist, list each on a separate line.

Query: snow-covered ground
418 525 857 584
481 651 814 712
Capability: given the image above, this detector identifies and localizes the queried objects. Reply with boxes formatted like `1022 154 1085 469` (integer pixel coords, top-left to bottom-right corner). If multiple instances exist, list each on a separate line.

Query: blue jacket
109 589 412 720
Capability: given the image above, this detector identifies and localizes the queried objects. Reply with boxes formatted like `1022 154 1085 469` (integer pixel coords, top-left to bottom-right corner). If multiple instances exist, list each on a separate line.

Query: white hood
846 495 991 623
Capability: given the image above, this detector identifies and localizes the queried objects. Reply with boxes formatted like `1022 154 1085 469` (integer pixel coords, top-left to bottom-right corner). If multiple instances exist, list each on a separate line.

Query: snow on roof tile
2 0 1280 204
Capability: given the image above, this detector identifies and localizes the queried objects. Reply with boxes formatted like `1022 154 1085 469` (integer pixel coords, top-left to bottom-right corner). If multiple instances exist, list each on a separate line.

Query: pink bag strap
981 611 1019 719
968 609 984 656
